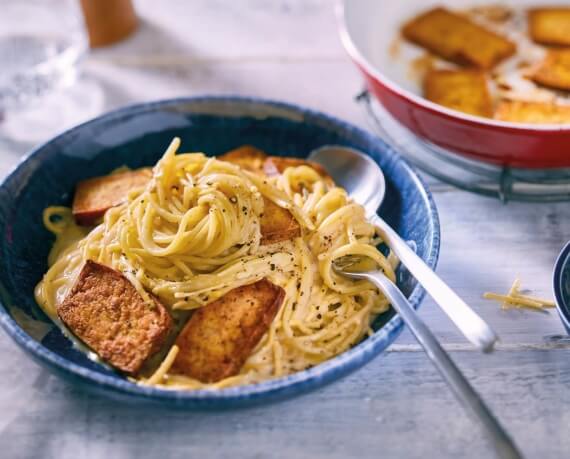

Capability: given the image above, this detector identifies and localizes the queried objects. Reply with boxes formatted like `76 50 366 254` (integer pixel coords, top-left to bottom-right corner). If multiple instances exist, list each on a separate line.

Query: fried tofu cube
58 261 172 374
218 145 268 173
72 168 152 226
172 279 285 383
468 5 513 23
424 69 493 117
494 100 570 124
219 148 308 245
260 197 301 245
211 148 304 245
402 7 516 69
529 49 570 91
528 8 570 46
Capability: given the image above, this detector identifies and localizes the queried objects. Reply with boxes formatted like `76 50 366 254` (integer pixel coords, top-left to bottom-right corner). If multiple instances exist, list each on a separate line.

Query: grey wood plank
0 332 568 459
0 58 367 170
104 0 344 62
397 192 570 346
84 57 365 123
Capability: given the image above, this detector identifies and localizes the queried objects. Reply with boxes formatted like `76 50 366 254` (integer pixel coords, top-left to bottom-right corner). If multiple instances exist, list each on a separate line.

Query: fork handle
371 214 498 352
363 271 522 459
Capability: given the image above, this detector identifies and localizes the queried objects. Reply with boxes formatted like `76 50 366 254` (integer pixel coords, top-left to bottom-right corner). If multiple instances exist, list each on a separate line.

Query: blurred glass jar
0 0 88 110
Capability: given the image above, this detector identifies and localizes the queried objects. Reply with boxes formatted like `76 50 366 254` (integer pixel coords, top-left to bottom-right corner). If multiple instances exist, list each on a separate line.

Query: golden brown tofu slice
218 145 268 173
467 5 513 24
529 49 570 91
402 7 516 69
424 69 493 117
58 260 172 374
211 147 303 245
172 279 285 383
495 100 570 124
528 8 570 47
72 168 152 226
260 197 301 245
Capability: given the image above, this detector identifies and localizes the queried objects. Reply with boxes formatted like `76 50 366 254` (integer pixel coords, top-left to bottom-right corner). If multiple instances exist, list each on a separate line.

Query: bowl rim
0 95 440 406
336 0 570 133
553 241 570 331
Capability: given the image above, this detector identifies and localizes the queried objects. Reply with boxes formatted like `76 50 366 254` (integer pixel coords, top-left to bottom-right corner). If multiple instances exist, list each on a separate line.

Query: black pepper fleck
328 302 341 311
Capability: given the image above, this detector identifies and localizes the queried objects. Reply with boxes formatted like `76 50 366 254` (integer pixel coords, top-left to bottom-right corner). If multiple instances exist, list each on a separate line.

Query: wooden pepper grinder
80 0 138 48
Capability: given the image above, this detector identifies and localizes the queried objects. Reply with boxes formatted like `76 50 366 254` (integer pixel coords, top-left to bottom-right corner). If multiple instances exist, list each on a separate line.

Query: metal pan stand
357 90 570 203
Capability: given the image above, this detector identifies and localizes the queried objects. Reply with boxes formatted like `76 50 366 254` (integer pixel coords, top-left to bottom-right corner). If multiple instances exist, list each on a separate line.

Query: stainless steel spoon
333 260 522 459
309 145 498 352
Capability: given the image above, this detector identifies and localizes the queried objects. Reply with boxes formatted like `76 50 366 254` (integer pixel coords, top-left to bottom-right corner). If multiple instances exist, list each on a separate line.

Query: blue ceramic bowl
0 96 439 408
553 241 570 333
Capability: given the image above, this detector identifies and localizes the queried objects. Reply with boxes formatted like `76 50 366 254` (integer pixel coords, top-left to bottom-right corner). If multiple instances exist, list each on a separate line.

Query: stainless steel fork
334 262 522 459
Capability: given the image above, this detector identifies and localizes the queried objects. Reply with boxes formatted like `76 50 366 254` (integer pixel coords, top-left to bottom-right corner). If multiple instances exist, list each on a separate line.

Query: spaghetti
35 138 395 389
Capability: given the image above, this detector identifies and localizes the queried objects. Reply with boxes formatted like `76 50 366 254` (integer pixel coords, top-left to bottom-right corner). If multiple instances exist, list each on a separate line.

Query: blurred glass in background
0 0 118 152
0 0 87 110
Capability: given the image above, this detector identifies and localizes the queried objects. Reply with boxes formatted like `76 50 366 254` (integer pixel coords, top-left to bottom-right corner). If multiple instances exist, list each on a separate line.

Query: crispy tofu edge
72 168 152 226
528 50 570 91
57 260 172 374
260 197 301 246
218 145 269 174
220 148 310 246
494 100 570 124
172 278 285 383
219 145 268 160
528 8 570 46
423 69 493 118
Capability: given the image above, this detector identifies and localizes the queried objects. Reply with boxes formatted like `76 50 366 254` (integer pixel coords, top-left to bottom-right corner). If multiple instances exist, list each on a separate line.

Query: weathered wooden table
1 2 569 458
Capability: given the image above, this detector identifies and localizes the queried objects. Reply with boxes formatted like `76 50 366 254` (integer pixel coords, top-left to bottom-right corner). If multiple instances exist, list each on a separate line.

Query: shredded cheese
484 279 556 312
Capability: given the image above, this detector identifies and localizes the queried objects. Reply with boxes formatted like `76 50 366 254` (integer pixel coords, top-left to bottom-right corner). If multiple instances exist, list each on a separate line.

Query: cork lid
80 0 138 48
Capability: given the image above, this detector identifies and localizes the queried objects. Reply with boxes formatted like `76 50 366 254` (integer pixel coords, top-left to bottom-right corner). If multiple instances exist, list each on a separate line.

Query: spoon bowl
310 144 498 352
309 145 386 213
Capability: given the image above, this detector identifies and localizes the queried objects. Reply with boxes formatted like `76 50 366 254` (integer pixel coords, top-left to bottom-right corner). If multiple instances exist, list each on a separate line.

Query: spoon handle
355 270 522 459
370 214 498 352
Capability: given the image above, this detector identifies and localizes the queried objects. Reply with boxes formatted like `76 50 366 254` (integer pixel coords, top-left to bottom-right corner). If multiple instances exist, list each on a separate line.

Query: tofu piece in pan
72 168 152 226
424 69 493 117
172 279 285 383
58 260 172 374
494 100 570 124
529 49 570 91
402 7 516 69
528 8 570 47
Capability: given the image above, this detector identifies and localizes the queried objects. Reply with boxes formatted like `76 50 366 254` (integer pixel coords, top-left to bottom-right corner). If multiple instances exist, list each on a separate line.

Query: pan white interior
340 0 570 131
